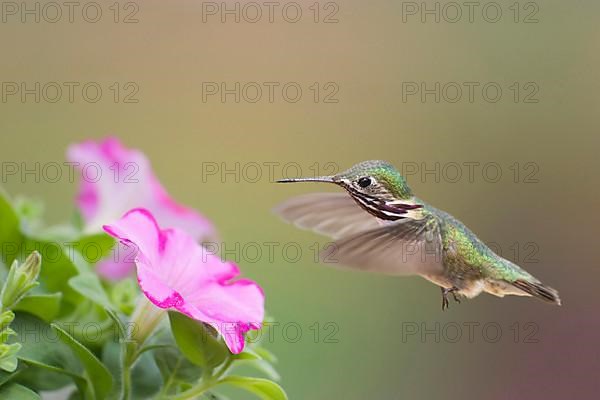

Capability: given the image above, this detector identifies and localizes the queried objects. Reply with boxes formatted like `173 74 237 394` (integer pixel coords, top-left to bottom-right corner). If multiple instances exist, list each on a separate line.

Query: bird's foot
440 286 461 311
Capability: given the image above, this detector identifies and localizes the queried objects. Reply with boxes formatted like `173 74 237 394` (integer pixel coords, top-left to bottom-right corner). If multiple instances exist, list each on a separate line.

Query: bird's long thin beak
276 176 335 183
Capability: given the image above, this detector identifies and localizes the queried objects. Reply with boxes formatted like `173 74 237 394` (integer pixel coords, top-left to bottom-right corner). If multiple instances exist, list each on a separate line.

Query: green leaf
231 347 280 381
130 350 162 399
241 361 280 382
233 349 261 362
20 237 80 309
104 309 126 341
253 347 277 364
69 274 112 310
110 279 137 315
168 312 228 369
19 358 88 395
0 190 24 266
10 313 82 392
153 344 202 394
100 337 125 400
220 376 287 400
74 234 116 266
0 363 27 386
0 383 40 399
0 343 21 372
69 391 84 400
102 340 162 400
52 324 113 400
0 356 18 373
13 293 62 322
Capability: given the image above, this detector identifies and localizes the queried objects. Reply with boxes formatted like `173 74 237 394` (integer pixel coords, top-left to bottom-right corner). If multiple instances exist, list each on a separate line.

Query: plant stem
163 357 234 400
212 357 234 381
154 356 183 399
164 380 212 400
122 357 132 400
121 298 165 400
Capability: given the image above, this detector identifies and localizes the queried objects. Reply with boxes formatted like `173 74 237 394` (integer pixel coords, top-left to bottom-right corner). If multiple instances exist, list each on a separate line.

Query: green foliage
168 311 228 369
10 313 84 392
232 348 280 381
75 234 116 265
153 341 203 396
20 237 81 308
1 251 41 310
0 252 44 374
220 376 288 400
69 273 113 310
52 324 113 400
13 293 62 323
110 279 137 316
0 342 21 372
0 382 41 399
0 189 285 399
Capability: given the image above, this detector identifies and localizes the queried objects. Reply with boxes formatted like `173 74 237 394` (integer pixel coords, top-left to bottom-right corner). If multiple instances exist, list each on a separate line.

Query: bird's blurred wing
274 192 383 239
321 214 444 276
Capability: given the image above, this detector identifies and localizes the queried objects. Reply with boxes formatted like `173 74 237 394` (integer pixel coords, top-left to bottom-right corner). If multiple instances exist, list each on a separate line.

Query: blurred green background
1 0 599 398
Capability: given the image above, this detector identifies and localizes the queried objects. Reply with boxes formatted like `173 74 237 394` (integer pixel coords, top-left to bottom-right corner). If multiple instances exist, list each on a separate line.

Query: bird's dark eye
357 177 372 188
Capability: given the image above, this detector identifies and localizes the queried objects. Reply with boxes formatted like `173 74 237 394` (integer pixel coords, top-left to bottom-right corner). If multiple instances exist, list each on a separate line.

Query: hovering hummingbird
275 160 560 309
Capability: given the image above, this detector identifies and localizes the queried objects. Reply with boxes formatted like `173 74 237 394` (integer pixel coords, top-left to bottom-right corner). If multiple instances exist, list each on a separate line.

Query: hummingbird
275 160 560 309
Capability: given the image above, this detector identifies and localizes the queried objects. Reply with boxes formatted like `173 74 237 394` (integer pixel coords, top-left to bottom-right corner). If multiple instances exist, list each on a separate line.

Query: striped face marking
342 177 422 221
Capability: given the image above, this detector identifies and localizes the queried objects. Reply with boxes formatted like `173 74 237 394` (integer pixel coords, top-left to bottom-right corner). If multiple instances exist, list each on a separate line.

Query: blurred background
0 0 598 398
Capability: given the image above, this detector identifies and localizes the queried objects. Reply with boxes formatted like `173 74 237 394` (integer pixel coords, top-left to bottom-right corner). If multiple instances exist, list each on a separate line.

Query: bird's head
277 160 414 203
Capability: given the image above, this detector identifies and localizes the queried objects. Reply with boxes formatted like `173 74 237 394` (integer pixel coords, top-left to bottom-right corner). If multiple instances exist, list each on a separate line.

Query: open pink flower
103 208 264 354
67 137 215 279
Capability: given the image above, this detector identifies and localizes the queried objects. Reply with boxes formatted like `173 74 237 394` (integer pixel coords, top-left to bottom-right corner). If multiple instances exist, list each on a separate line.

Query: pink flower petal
96 256 134 281
68 137 216 279
103 208 264 354
103 208 162 266
178 279 264 353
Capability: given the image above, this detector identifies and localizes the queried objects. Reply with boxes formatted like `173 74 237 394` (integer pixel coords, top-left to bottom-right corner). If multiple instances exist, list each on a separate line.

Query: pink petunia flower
67 137 215 279
103 208 264 354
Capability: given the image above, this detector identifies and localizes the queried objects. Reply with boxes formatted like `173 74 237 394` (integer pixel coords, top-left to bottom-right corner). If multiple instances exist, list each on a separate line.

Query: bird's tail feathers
511 279 561 305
